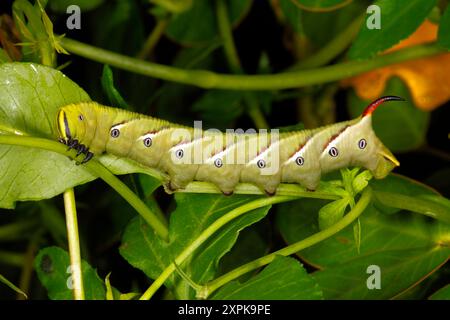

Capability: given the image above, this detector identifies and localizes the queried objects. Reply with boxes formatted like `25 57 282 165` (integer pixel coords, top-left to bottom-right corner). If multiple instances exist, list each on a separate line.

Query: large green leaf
312 245 449 299
218 224 269 282
212 256 323 299
347 77 429 152
119 193 270 299
437 4 450 49
276 175 450 299
165 0 252 45
35 246 106 300
348 0 437 60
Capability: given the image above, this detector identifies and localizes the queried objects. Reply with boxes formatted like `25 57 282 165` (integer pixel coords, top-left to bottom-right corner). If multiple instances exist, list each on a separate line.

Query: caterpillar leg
81 151 94 163
58 137 93 164
222 190 234 196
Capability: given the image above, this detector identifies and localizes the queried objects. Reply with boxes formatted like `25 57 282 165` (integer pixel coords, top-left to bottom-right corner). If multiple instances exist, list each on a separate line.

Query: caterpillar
57 96 402 195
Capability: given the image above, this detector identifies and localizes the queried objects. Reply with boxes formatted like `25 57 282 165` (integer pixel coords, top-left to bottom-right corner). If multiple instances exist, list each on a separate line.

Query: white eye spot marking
143 137 152 147
257 159 266 169
110 128 120 138
175 149 184 159
295 156 304 166
329 147 339 157
214 158 223 168
78 114 84 121
358 138 367 149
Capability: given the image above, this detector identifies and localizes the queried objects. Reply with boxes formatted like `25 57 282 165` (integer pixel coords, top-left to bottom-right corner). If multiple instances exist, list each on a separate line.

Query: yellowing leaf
343 21 450 111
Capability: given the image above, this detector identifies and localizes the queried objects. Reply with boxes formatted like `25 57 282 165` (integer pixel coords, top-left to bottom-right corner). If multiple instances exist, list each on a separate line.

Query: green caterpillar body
57 96 402 195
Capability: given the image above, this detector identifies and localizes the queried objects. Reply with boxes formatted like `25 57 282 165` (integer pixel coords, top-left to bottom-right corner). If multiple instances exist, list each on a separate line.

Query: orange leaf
343 20 450 111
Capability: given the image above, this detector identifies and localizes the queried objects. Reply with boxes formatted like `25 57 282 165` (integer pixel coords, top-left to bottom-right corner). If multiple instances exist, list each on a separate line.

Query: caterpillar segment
56 96 403 195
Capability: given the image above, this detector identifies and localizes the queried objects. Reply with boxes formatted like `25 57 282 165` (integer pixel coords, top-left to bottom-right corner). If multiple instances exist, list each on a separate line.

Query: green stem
63 188 84 300
290 13 364 70
0 219 38 242
59 37 445 90
374 191 450 224
0 135 169 242
201 187 373 298
137 18 169 60
17 230 42 300
0 251 25 267
215 0 268 129
215 0 241 73
245 96 269 129
139 196 296 300
177 181 340 199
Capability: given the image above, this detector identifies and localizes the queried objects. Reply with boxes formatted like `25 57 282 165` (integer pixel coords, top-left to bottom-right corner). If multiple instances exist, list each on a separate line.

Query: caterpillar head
57 102 99 144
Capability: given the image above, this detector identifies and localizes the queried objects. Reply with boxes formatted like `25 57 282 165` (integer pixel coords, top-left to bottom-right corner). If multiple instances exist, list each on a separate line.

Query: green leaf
212 256 323 299
352 170 372 195
290 0 352 12
318 198 349 230
348 0 438 60
119 194 270 299
101 65 129 110
312 244 450 299
0 273 28 298
429 284 450 300
437 3 450 49
48 0 104 12
165 0 252 45
35 246 106 300
348 77 429 152
276 174 450 299
219 223 269 282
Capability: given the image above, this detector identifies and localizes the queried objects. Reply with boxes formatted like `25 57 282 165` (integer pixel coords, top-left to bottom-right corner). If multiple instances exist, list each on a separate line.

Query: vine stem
59 37 445 90
63 188 85 300
200 187 373 299
137 18 168 60
0 135 169 242
139 196 296 300
215 0 268 129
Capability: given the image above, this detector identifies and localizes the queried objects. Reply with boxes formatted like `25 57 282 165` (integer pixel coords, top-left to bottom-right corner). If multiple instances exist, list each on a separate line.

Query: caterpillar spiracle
57 96 403 195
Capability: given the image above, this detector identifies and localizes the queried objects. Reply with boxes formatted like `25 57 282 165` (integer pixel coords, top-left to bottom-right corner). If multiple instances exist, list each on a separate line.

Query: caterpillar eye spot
143 137 152 147
257 159 266 169
214 158 223 168
295 156 304 166
110 128 120 138
175 149 184 159
329 147 339 157
358 138 367 149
